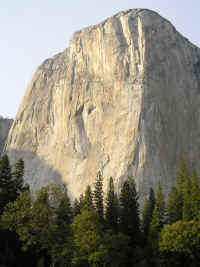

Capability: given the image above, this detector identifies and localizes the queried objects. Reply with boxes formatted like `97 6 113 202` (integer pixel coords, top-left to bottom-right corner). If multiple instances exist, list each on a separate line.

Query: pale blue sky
1 1 200 118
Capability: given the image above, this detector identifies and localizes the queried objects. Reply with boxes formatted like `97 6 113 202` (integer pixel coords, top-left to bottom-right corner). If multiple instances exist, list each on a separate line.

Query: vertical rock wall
0 117 12 155
5 9 200 199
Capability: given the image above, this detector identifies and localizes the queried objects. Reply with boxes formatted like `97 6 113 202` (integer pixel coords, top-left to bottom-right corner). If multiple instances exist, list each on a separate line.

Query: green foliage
1 184 73 266
72 209 103 266
0 155 13 212
0 186 35 267
98 230 130 267
51 188 73 266
119 177 140 248
176 158 189 193
142 188 155 241
0 156 26 219
93 171 104 221
182 174 193 221
1 188 33 249
105 177 119 231
82 185 94 211
0 155 35 266
190 171 200 219
174 158 189 221
159 220 200 265
166 186 181 224
148 204 162 253
148 182 165 257
1 156 200 267
79 193 84 211
56 188 72 226
155 182 165 225
12 158 25 195
73 198 81 217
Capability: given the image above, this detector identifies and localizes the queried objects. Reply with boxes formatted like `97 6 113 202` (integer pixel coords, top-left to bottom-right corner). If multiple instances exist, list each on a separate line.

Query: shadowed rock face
5 9 200 199
0 117 12 155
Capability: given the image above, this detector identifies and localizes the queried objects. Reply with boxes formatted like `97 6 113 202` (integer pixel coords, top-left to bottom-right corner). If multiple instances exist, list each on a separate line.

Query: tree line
0 155 200 266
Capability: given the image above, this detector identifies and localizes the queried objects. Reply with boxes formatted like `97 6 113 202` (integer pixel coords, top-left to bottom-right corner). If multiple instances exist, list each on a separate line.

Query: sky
1 0 200 118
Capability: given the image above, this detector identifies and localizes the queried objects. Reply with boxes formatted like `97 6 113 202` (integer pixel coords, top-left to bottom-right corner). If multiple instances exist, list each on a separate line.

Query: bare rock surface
0 116 12 155
5 9 200 199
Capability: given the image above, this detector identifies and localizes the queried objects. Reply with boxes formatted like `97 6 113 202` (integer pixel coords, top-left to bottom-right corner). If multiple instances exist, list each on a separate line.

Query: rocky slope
5 9 200 199
0 116 12 155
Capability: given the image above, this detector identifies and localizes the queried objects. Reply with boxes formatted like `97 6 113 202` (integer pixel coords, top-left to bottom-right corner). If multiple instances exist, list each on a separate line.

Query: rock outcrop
5 9 200 199
0 116 12 155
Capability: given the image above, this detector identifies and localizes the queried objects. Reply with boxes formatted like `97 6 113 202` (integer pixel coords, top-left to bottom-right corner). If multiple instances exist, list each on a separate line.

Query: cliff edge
5 9 200 199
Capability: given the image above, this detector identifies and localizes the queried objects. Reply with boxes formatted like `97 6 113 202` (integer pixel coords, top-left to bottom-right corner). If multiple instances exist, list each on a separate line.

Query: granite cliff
0 117 12 155
5 9 200 199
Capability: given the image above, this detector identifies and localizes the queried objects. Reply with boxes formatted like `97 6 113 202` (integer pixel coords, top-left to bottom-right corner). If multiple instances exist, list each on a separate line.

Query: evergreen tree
149 187 155 213
52 190 73 266
166 186 181 224
119 177 140 246
159 220 200 266
155 182 165 226
148 182 165 259
191 170 200 219
0 187 37 267
142 187 155 240
73 198 81 217
72 209 103 266
93 171 104 221
1 184 70 266
148 204 162 255
142 200 149 230
182 174 192 221
0 154 13 212
175 158 189 221
105 177 119 231
98 231 130 267
82 185 94 211
79 193 84 211
176 158 189 193
32 186 53 258
56 190 72 226
12 158 24 197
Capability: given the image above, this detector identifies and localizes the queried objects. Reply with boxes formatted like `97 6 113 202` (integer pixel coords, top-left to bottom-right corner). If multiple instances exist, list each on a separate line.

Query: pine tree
119 177 140 246
142 188 155 240
56 190 72 226
105 177 119 231
175 158 189 220
148 182 165 257
0 155 13 212
53 190 73 266
142 200 149 229
33 187 52 245
73 198 81 217
149 204 163 254
166 186 181 224
182 174 192 221
191 170 200 218
12 158 24 198
159 220 200 266
155 182 165 226
82 185 94 211
176 158 189 193
72 209 103 266
79 193 84 211
0 188 36 266
93 171 104 221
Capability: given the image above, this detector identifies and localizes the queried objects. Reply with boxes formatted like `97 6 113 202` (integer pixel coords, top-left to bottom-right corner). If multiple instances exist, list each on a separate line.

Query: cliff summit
5 9 200 199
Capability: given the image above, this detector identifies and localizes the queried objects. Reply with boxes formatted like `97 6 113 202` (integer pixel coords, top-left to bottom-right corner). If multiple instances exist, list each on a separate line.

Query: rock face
5 9 200 199
0 117 12 155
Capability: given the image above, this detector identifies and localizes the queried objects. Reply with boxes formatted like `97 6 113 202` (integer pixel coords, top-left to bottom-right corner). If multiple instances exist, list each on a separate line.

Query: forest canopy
0 156 199 267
